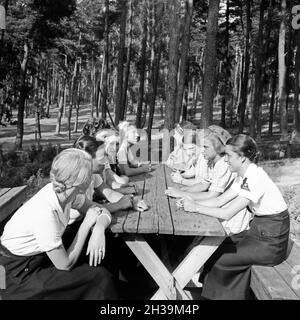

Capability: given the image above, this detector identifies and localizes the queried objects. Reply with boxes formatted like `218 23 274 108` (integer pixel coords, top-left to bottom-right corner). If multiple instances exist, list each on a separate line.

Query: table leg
123 234 190 300
151 236 225 300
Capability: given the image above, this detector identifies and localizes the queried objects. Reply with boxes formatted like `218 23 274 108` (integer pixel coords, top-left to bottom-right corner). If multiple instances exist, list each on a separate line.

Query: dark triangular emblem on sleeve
241 178 250 191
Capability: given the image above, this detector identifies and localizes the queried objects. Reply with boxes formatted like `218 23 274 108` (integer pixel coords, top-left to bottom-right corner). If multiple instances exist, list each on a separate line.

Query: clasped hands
165 187 198 213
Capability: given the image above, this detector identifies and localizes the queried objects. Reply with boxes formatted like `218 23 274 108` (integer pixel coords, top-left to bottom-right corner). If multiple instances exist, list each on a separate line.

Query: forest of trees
0 0 300 148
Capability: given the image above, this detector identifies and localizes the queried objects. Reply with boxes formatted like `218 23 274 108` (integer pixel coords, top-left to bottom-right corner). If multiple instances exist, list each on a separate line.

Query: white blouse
1 183 81 256
231 163 288 216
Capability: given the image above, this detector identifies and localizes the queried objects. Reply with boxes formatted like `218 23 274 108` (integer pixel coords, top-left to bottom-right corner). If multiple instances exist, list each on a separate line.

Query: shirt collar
45 183 69 226
242 163 257 179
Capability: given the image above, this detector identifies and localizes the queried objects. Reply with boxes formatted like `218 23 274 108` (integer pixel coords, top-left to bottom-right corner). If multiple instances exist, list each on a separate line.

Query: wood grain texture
137 171 159 233
124 234 177 300
164 166 225 236
251 265 298 300
0 186 28 224
0 188 10 198
123 177 146 233
152 236 225 299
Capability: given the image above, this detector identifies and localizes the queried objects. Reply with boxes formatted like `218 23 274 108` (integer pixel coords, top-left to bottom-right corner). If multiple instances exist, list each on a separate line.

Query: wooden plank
137 165 173 234
0 186 27 224
124 234 177 300
274 261 300 299
111 176 146 234
156 165 174 234
164 166 225 236
137 171 159 233
123 177 145 233
152 236 225 299
286 241 300 269
0 188 10 197
110 210 128 233
0 265 5 290
251 265 298 300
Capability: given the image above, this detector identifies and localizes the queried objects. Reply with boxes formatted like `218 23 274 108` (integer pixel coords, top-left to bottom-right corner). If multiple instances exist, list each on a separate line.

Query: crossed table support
123 234 225 300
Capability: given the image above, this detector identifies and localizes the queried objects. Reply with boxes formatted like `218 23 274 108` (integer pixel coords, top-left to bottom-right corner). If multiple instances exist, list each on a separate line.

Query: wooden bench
251 239 300 300
0 186 28 296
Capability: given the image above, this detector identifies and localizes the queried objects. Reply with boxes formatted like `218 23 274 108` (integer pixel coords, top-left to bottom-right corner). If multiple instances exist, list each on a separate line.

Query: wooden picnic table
110 164 226 300
0 185 28 292
0 186 28 225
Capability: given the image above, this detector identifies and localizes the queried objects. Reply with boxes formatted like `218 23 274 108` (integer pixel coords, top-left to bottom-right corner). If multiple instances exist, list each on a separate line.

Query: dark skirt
0 226 118 300
200 210 290 300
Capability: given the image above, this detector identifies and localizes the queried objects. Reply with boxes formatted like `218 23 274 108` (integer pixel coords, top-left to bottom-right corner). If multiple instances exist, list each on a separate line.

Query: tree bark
294 30 300 135
115 0 127 125
278 0 288 140
136 0 148 128
201 0 220 128
175 0 193 124
164 0 181 130
101 0 109 120
147 0 163 140
68 61 78 140
73 59 82 133
55 79 64 135
250 0 265 139
122 0 133 120
238 0 251 133
15 40 29 149
269 58 278 135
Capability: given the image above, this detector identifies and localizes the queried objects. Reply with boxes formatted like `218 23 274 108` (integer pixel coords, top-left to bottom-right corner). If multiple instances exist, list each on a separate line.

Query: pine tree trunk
115 0 127 125
269 58 278 135
91 54 96 118
68 61 77 140
122 0 133 120
250 0 265 139
201 0 220 128
147 0 163 140
278 0 288 140
285 4 293 115
221 0 230 129
15 40 29 149
101 0 109 120
55 80 64 135
175 0 193 124
136 0 148 128
294 30 300 135
238 0 251 133
164 0 181 130
73 59 82 133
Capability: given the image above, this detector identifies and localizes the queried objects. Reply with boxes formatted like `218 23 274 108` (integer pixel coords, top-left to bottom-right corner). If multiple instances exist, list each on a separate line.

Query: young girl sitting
73 135 148 217
0 149 117 300
181 134 290 299
117 121 152 177
165 128 232 202
95 128 136 194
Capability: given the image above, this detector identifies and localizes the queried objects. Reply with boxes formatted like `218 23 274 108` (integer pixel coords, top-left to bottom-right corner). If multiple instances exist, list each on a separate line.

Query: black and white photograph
0 0 300 305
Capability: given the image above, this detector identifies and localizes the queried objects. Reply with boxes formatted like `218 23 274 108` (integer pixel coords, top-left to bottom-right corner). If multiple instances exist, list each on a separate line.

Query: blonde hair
204 129 226 155
50 148 92 193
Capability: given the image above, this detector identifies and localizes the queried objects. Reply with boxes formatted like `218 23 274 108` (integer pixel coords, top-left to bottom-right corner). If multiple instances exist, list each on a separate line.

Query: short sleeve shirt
117 142 138 166
0 183 82 256
231 163 288 216
207 157 232 193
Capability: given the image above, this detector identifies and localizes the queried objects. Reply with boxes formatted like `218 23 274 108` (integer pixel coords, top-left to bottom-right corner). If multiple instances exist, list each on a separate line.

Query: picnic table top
0 186 28 224
110 164 225 237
